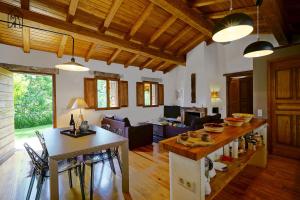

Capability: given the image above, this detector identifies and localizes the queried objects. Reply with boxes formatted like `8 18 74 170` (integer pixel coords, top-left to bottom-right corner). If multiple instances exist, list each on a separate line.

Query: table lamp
68 97 88 127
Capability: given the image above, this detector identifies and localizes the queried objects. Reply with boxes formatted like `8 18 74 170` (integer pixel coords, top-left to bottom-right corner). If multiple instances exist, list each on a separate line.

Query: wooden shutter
136 82 144 106
119 80 128 107
0 67 14 164
84 78 96 109
158 84 164 105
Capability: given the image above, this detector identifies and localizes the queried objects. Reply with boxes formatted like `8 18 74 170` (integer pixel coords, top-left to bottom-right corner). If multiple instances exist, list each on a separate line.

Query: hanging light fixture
212 0 254 43
55 37 89 71
243 0 274 58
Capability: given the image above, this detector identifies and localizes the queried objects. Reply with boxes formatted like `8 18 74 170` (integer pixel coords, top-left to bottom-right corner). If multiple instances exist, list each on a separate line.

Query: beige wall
253 44 300 119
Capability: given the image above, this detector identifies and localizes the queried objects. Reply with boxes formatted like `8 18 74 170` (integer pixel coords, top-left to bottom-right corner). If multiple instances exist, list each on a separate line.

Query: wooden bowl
224 117 244 127
232 113 254 123
203 123 224 133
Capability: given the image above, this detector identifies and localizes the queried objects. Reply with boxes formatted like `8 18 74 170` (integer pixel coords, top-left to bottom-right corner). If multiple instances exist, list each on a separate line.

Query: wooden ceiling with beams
0 0 281 73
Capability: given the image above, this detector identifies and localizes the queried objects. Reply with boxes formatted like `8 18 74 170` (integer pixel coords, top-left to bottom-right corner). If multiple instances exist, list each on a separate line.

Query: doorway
13 72 56 150
225 71 253 117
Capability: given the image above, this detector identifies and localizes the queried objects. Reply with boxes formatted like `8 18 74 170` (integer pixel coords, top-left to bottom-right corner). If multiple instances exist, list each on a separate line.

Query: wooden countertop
160 118 267 160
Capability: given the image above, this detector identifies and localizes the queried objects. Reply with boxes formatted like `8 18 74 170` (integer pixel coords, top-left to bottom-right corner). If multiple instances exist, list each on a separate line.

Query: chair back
35 131 49 158
24 143 48 174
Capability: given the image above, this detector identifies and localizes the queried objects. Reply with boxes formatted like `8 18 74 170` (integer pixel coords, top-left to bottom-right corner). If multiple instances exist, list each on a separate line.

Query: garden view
14 73 53 140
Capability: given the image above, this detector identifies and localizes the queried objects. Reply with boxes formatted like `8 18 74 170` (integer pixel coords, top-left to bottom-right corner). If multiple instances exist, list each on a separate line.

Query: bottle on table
69 114 76 133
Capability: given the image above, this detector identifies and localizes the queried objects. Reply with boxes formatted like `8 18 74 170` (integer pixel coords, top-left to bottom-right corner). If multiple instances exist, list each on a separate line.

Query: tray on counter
60 129 96 138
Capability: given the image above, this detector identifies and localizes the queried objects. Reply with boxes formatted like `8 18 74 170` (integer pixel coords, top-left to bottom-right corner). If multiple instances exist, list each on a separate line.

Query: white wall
0 44 178 127
173 34 278 118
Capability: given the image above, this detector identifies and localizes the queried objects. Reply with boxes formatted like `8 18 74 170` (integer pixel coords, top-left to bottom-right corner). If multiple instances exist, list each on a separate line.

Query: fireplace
181 107 207 126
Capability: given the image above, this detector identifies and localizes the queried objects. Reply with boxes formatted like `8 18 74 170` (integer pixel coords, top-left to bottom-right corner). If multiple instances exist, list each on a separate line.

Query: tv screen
164 106 181 118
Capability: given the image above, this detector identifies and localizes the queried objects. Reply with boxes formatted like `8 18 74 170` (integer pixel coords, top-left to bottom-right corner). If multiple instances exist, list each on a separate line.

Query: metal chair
24 143 86 200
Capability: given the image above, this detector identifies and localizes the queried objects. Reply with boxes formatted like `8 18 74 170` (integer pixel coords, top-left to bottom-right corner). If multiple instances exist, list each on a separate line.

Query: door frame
267 54 300 154
224 70 253 117
11 70 57 128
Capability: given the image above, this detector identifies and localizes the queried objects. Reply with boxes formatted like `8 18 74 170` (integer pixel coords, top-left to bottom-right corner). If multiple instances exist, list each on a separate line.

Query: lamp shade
68 97 88 109
55 58 90 72
243 40 274 58
212 13 254 43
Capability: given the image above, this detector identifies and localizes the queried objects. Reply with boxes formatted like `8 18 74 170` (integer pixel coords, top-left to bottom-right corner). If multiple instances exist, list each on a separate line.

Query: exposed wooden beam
260 0 289 45
100 0 124 33
192 0 228 7
152 61 168 72
21 0 30 10
22 27 30 53
163 64 177 74
164 26 193 50
57 35 68 58
0 63 59 75
85 43 97 62
207 6 257 19
148 16 177 45
149 0 213 37
177 35 206 55
66 0 79 23
126 3 154 40
141 58 155 70
124 54 139 68
0 2 185 65
107 49 122 65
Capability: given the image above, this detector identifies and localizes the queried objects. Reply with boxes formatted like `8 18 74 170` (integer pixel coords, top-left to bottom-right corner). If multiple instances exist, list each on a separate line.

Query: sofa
101 116 153 150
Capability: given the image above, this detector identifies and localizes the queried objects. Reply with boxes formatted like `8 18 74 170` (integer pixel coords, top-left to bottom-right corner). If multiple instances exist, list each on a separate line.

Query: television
164 106 181 119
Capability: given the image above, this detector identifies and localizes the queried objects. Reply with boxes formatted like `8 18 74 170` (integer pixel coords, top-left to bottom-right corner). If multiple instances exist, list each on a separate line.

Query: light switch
258 109 263 117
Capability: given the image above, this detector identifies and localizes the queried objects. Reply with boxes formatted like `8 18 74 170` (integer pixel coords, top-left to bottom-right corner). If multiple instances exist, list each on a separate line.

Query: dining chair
24 143 86 200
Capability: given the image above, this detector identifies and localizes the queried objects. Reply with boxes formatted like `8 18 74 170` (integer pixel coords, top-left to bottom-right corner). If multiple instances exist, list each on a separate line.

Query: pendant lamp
243 0 274 58
55 37 89 71
212 0 254 43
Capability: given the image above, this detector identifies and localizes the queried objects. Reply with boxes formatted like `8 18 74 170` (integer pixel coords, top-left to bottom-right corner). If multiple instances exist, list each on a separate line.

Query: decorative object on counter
224 117 244 126
60 129 96 138
232 139 239 159
67 97 88 128
177 130 215 147
238 136 246 153
69 114 76 133
80 121 89 133
232 113 254 123
203 123 224 133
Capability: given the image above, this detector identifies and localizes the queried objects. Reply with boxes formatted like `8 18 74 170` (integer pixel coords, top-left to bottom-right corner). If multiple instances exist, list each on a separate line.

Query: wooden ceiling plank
149 0 213 37
193 0 228 7
124 54 139 68
0 2 185 65
164 26 193 50
152 61 168 72
67 0 79 23
107 48 122 65
163 64 177 73
22 27 30 53
208 6 257 19
141 58 155 70
57 35 68 58
85 43 97 62
21 0 30 10
260 0 289 45
148 15 177 44
177 35 206 55
126 3 154 40
101 0 124 33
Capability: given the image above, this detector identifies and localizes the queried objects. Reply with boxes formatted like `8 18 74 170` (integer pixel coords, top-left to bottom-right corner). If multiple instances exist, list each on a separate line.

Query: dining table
43 125 129 200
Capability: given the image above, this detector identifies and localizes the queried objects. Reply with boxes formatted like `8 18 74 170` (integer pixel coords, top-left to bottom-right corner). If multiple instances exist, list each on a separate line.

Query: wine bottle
69 114 76 132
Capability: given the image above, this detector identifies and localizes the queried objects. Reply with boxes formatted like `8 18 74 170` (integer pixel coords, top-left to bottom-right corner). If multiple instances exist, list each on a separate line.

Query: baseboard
0 148 15 165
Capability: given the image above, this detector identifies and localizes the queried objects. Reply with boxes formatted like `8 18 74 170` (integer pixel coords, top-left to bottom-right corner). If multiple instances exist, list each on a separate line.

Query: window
143 82 158 107
96 78 119 109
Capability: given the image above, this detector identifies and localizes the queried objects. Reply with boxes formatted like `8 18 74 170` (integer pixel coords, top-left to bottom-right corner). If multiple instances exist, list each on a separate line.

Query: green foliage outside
15 124 53 139
14 73 53 129
97 79 107 108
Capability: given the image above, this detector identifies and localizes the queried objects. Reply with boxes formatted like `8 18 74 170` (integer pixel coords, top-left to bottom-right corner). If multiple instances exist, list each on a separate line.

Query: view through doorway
14 72 55 150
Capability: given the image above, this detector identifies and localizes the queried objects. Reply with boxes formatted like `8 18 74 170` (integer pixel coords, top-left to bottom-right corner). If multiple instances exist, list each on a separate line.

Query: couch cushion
113 115 131 127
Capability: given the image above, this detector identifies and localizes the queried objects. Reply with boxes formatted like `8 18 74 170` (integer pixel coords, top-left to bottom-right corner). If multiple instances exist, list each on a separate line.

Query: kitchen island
160 118 267 200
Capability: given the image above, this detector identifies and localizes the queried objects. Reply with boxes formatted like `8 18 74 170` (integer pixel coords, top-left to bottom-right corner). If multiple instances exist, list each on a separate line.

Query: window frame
95 77 120 110
143 81 159 107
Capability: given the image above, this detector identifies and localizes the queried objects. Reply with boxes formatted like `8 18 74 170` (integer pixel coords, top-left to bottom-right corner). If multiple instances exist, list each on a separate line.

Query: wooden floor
0 144 299 200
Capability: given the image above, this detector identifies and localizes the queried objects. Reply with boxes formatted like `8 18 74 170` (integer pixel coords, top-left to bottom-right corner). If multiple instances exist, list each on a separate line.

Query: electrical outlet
258 109 263 117
177 177 195 192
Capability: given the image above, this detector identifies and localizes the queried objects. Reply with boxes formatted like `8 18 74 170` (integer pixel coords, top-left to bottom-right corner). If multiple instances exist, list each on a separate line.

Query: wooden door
269 58 300 159
228 78 240 116
239 77 253 114
0 67 14 164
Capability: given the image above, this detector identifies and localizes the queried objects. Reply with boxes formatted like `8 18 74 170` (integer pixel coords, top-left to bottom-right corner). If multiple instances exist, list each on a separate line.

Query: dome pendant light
55 37 89 71
243 0 274 58
212 0 254 43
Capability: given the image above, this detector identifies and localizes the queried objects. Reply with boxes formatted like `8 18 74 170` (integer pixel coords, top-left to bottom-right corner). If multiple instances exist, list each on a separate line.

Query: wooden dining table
43 125 129 200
